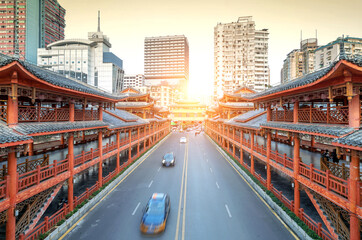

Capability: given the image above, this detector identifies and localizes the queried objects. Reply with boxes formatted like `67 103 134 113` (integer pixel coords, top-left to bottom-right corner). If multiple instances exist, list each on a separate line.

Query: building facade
214 16 269 102
0 0 65 64
122 74 145 90
281 38 318 83
144 35 189 94
37 25 124 94
149 85 177 107
315 36 362 71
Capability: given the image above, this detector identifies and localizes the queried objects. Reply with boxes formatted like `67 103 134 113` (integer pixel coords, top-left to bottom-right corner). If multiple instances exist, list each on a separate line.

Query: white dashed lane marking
216 182 220 189
225 204 232 218
148 180 153 188
132 202 140 216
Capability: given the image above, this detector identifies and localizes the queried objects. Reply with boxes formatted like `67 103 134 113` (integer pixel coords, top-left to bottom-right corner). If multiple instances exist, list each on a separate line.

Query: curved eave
1 61 117 103
252 60 362 102
218 102 254 109
0 139 32 148
220 92 251 102
333 142 362 152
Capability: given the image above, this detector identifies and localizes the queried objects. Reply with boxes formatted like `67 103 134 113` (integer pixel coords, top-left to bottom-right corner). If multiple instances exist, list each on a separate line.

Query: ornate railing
75 109 99 121
298 106 348 124
0 104 6 122
18 106 70 122
271 109 293 122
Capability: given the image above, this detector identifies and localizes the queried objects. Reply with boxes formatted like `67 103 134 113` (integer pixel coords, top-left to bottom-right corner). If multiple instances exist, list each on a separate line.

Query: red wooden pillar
82 130 85 142
68 133 74 212
28 142 33 156
293 133 301 216
98 105 103 121
250 131 255 175
267 105 271 121
349 150 361 240
128 129 132 162
98 130 103 187
6 148 17 240
116 131 120 173
137 127 140 157
310 135 315 150
7 95 18 126
143 126 146 151
293 101 299 123
266 130 272 190
69 102 74 122
240 131 244 165
349 95 361 129
82 103 85 121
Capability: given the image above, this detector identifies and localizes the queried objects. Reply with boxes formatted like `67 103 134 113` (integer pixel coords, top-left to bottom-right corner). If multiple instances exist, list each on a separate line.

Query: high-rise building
122 74 145 90
0 0 65 64
281 38 318 83
144 35 189 93
214 16 269 101
315 36 362 71
37 12 124 94
281 49 304 83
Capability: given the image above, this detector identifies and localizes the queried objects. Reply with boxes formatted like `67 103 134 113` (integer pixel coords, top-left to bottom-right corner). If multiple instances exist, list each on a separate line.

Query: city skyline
60 0 362 99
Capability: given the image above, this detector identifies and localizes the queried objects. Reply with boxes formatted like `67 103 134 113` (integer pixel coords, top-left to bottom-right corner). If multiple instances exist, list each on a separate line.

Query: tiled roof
15 121 108 135
334 130 362 148
0 124 32 144
0 54 126 100
116 102 152 107
226 114 267 129
219 102 254 107
261 122 354 137
240 54 362 100
103 112 148 129
105 109 139 121
233 109 265 122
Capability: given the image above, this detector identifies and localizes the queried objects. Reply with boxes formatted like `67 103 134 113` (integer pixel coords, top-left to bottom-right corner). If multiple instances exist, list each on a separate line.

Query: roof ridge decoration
239 54 362 100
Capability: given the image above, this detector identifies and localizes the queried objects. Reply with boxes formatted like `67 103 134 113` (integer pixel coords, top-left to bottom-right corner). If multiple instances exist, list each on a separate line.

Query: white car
180 137 187 143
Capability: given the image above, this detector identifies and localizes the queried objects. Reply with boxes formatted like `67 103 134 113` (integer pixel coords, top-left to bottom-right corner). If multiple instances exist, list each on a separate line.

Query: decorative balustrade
0 104 6 122
0 155 49 179
0 178 7 199
18 106 70 122
298 106 348 124
271 109 293 122
299 209 334 240
299 163 348 198
74 109 99 121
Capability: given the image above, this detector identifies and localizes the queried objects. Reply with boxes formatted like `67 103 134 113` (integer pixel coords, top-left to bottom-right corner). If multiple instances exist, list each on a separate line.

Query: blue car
140 193 170 234
162 152 175 167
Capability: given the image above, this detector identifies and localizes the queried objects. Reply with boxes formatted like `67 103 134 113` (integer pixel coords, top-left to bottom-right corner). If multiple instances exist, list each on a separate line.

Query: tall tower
0 0 65 63
213 16 269 102
144 35 189 95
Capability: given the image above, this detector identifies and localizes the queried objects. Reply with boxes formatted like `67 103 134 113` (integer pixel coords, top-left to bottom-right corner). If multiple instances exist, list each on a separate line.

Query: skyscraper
0 0 65 64
144 35 189 93
214 16 269 101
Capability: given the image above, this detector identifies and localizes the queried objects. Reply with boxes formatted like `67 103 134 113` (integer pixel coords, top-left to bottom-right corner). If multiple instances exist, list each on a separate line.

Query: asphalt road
62 132 297 240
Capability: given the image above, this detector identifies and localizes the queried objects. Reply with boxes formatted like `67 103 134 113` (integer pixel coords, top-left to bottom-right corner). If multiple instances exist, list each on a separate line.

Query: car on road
162 152 175 166
140 193 170 234
180 137 187 143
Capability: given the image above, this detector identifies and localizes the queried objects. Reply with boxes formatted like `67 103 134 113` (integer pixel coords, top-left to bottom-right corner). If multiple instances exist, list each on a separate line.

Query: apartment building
122 74 145 90
214 16 269 101
0 0 65 63
281 38 318 83
144 35 189 94
315 36 362 71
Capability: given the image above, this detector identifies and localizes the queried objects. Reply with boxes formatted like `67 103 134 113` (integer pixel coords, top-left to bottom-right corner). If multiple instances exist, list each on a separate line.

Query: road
62 132 297 240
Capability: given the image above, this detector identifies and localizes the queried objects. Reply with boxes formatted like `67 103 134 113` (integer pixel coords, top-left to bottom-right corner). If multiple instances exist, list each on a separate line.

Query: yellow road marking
209 137 299 240
59 134 171 240
175 137 187 240
182 142 188 240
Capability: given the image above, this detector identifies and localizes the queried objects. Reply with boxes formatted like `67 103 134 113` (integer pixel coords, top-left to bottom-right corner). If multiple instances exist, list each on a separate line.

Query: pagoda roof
102 112 148 129
333 130 362 151
261 122 354 138
0 123 32 147
104 109 139 122
14 121 107 136
240 54 362 101
0 54 126 101
218 102 254 108
226 114 267 130
233 109 266 123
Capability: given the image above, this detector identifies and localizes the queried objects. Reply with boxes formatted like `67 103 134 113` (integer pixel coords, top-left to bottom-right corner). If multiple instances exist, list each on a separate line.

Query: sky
59 0 362 100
